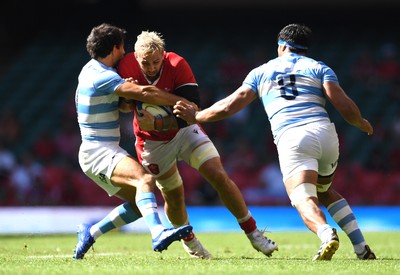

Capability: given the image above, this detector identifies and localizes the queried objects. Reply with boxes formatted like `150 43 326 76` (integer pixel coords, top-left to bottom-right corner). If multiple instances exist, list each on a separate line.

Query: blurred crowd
0 39 399 207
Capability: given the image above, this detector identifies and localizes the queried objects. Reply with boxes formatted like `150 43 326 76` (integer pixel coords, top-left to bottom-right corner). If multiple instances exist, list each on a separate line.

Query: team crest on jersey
147 163 160 175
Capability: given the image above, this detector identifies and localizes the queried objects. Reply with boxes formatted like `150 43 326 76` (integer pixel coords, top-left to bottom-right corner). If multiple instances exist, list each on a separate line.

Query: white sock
317 224 333 242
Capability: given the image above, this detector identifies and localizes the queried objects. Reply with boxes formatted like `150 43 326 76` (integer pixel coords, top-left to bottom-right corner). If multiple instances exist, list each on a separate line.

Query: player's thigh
78 142 130 196
141 139 177 177
318 124 339 177
111 155 153 189
277 127 319 184
178 125 220 170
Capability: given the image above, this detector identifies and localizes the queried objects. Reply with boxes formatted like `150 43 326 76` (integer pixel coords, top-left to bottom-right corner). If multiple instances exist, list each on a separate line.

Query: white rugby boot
247 229 278 257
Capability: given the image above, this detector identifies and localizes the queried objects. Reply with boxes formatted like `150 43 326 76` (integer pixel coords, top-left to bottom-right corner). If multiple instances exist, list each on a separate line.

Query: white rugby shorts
139 124 219 177
78 141 128 196
277 122 339 183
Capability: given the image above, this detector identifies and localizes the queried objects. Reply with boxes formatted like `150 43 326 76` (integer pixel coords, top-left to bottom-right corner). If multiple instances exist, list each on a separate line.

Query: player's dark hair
277 23 312 54
86 23 127 59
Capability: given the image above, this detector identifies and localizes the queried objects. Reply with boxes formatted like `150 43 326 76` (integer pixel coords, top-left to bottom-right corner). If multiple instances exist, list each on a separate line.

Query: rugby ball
136 102 172 117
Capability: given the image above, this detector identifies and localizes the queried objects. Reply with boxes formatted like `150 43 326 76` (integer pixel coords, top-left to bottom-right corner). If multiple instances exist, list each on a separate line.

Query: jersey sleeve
93 69 125 95
316 61 339 84
242 66 262 94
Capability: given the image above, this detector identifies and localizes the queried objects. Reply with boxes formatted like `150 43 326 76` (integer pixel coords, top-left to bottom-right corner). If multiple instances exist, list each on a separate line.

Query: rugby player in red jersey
115 31 278 259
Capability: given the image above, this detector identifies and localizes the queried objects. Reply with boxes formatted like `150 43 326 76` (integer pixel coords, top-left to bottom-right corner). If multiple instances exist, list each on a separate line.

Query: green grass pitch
0 231 399 274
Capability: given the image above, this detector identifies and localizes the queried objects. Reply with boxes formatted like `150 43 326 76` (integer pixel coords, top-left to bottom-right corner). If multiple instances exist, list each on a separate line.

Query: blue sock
90 202 140 240
327 198 366 254
136 192 165 238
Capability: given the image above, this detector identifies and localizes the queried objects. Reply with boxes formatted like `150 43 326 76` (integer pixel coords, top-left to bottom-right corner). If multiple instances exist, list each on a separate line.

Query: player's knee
141 173 154 185
135 173 156 192
289 183 317 207
156 170 183 192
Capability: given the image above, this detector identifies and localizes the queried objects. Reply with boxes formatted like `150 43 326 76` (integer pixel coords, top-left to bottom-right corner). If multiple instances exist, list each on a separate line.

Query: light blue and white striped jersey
243 53 338 143
76 59 125 142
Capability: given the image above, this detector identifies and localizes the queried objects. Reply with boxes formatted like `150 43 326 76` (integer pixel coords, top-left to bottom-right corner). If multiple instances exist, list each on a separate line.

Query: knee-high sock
327 198 366 254
238 211 257 234
136 192 165 238
90 202 140 240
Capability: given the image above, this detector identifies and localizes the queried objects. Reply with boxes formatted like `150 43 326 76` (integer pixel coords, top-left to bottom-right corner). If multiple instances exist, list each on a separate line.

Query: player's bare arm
323 81 373 135
174 86 257 123
115 81 185 106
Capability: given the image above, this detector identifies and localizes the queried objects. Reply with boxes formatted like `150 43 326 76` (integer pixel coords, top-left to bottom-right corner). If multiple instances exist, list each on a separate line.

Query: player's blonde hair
134 31 165 56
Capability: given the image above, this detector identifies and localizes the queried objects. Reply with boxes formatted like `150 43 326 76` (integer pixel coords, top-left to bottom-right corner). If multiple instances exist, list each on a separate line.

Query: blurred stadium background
0 0 399 232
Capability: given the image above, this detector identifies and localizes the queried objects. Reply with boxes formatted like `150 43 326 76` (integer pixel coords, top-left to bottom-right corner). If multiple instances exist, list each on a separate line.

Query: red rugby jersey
117 51 198 143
